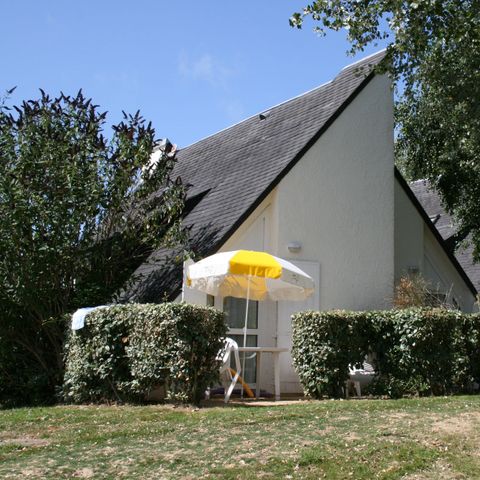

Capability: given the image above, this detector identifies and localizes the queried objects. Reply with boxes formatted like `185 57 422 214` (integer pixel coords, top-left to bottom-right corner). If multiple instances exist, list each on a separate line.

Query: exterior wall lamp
287 241 302 253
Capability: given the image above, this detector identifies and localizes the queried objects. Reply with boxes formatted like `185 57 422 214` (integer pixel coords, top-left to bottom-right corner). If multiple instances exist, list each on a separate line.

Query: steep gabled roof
408 177 480 293
123 51 387 302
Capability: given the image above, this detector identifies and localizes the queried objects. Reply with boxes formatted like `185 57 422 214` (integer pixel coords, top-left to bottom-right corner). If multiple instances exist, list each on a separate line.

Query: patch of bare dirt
0 436 50 447
20 468 47 478
403 460 467 479
314 425 336 436
431 412 480 436
72 468 95 478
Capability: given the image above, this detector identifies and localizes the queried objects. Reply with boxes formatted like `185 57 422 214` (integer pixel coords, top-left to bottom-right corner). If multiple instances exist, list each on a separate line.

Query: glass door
223 297 258 384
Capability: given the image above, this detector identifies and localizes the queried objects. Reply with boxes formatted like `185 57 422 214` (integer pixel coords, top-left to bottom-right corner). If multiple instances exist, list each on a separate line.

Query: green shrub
63 303 227 404
368 309 461 397
452 314 480 392
291 310 370 398
0 317 66 409
292 308 480 399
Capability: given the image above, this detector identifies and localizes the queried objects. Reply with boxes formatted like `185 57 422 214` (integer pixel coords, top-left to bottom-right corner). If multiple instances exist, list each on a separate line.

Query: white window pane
223 297 258 329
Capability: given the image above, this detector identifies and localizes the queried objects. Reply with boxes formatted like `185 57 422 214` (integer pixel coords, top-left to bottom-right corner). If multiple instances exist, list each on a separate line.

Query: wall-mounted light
287 241 302 253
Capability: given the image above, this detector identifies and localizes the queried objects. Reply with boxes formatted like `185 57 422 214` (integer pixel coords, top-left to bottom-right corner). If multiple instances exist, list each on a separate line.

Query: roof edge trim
340 48 387 71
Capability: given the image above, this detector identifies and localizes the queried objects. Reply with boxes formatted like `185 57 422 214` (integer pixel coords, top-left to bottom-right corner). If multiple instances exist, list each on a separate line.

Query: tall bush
368 309 461 397
452 314 480 392
291 310 370 398
63 303 227 404
0 90 186 406
292 308 480 399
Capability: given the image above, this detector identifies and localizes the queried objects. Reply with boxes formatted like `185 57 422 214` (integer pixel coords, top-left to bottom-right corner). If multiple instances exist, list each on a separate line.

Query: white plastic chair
346 361 375 397
219 337 242 403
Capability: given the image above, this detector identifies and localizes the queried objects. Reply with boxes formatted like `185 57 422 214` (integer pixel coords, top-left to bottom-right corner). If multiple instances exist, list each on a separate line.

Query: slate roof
409 178 480 292
122 51 388 303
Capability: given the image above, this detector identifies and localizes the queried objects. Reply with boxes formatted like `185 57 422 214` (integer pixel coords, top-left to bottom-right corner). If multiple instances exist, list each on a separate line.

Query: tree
291 1 480 257
0 90 186 405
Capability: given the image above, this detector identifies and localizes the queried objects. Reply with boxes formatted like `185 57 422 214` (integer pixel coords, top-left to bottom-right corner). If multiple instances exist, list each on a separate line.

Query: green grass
1 396 480 479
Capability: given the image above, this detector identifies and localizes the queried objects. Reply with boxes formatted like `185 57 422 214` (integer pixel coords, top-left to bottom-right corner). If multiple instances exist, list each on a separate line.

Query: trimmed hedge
292 308 480 399
63 303 227 404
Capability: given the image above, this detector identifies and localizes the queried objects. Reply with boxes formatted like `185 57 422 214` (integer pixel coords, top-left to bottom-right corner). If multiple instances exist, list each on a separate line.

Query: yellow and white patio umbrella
187 250 314 394
186 250 314 302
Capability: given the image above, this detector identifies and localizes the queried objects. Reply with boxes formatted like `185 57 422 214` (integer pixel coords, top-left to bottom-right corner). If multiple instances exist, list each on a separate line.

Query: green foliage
368 309 461 397
291 310 370 398
292 308 480 399
0 90 186 406
291 1 480 258
452 313 480 391
63 303 227 405
290 1 478 89
0 320 64 408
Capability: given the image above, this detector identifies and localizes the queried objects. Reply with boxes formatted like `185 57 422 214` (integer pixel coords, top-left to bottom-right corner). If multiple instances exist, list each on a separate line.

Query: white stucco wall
275 74 395 312
394 179 424 281
271 74 395 392
394 178 476 312
219 74 395 392
423 227 476 312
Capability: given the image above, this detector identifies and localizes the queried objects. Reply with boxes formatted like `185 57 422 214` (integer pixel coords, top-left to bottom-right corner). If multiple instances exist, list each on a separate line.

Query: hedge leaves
63 303 227 404
292 308 480 399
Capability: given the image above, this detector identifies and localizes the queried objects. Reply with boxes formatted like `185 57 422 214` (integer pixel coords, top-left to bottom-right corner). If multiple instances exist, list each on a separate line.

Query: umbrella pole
241 276 251 399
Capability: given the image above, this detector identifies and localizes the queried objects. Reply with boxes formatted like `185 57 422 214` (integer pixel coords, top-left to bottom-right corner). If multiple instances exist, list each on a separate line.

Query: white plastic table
237 346 289 401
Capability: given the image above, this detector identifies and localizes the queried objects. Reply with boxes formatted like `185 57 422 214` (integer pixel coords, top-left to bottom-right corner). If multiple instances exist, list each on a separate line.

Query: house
123 50 478 394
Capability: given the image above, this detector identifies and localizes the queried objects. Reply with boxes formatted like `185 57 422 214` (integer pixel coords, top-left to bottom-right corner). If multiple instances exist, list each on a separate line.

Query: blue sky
2 1 388 147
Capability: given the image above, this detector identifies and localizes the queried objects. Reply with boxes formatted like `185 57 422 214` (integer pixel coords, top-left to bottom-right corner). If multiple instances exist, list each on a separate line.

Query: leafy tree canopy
291 1 480 258
0 89 186 404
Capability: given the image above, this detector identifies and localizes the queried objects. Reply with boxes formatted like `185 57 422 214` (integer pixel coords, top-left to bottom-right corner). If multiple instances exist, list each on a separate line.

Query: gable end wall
275 74 395 310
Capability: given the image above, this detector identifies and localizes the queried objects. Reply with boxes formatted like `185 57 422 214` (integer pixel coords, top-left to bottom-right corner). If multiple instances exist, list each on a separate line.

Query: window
223 297 258 329
223 297 259 384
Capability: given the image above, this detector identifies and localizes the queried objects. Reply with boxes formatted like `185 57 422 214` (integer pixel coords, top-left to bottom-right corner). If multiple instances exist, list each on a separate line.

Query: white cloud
178 52 235 89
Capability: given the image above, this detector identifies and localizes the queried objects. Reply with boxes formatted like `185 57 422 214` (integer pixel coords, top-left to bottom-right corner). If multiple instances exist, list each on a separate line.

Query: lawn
1 396 480 479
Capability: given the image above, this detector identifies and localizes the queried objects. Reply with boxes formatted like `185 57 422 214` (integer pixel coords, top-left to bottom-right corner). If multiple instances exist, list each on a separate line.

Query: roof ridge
340 49 387 72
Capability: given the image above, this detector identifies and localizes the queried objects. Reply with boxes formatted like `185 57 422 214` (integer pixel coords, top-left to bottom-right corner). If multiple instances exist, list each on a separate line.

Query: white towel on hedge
71 306 108 330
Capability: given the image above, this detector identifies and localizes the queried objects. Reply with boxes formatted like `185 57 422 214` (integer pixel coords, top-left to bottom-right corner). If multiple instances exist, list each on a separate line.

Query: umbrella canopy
186 250 314 301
